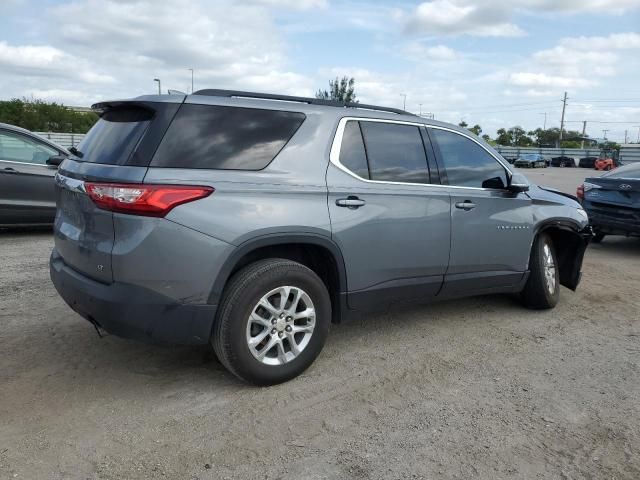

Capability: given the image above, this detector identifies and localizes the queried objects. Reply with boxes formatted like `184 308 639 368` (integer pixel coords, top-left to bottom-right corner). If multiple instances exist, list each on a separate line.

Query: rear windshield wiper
68 146 84 158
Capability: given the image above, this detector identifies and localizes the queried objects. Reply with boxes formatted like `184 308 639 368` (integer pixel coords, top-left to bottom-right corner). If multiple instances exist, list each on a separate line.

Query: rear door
53 101 180 283
428 127 533 294
0 129 59 225
327 118 451 310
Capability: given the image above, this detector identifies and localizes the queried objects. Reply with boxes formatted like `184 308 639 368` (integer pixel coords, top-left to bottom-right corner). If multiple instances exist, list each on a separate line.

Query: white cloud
508 72 594 88
403 0 640 37
404 42 460 61
251 0 328 9
405 1 525 37
0 42 66 69
0 0 314 104
509 32 640 91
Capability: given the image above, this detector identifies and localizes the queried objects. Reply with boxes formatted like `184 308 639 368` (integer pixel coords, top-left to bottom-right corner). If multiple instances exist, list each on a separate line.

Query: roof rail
192 89 413 116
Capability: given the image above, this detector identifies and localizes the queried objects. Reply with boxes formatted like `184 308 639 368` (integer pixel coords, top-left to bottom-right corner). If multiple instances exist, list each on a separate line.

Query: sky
1 0 639 142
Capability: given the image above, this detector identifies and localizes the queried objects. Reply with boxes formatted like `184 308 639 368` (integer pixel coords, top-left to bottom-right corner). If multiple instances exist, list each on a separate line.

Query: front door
0 129 59 225
327 118 451 310
428 127 533 294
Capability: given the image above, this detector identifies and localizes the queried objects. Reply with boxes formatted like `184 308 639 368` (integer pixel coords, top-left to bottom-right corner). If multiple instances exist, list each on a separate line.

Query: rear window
151 104 306 170
604 163 640 178
74 108 152 164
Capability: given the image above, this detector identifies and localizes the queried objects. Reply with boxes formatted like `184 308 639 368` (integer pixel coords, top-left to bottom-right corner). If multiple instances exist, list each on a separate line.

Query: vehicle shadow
23 292 526 392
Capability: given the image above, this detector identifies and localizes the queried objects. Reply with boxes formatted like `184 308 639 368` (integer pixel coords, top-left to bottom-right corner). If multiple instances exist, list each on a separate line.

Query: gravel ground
1 168 639 479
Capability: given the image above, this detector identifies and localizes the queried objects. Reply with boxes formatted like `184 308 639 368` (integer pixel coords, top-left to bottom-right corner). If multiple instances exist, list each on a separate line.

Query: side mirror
46 154 65 167
508 182 529 193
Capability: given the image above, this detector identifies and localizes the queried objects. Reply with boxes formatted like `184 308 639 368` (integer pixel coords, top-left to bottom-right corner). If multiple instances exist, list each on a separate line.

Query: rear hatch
54 98 182 283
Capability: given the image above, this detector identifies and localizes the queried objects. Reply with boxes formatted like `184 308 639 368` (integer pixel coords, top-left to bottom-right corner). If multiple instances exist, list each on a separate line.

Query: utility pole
602 129 609 141
558 91 568 146
153 78 161 95
634 126 640 143
625 130 628 144
539 112 547 130
581 120 587 149
188 68 194 93
400 93 407 111
419 103 423 116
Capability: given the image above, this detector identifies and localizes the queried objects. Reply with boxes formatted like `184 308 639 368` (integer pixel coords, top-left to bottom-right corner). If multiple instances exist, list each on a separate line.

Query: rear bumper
585 210 640 236
50 250 216 345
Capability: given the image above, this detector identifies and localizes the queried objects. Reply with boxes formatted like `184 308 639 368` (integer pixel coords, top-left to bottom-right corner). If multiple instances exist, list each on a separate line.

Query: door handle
1 167 18 174
455 201 476 211
336 196 366 209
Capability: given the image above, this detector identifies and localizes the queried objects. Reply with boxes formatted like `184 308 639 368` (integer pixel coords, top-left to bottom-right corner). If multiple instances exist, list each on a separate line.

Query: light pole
633 126 640 143
153 78 161 95
400 93 407 111
419 103 423 116
538 112 547 130
188 69 194 93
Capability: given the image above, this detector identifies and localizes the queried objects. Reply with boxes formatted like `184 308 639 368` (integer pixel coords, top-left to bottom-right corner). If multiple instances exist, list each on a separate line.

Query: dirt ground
1 168 639 479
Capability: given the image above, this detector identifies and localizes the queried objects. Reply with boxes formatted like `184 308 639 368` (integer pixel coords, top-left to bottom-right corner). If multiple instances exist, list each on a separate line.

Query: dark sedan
551 156 576 167
577 162 640 242
0 123 68 227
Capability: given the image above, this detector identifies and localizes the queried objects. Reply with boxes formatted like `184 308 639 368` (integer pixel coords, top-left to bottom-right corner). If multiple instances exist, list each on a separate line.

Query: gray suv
50 89 591 385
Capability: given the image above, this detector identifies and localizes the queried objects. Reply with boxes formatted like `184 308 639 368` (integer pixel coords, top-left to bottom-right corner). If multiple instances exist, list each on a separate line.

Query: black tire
520 233 559 309
592 232 605 243
212 259 331 385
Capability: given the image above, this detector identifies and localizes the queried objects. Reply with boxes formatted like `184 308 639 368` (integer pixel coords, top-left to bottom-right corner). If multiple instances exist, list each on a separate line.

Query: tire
212 259 331 385
520 233 560 309
592 232 605 243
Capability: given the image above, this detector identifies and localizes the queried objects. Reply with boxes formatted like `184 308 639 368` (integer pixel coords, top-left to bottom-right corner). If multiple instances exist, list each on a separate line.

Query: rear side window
430 128 507 189
339 121 369 179
359 122 429 184
151 104 305 170
74 108 152 164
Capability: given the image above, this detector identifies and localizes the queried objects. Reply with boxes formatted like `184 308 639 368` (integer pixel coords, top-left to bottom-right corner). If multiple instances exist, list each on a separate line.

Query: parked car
577 162 640 242
514 153 546 168
550 156 576 168
50 90 591 385
0 122 68 227
594 157 618 171
594 149 621 171
579 156 597 168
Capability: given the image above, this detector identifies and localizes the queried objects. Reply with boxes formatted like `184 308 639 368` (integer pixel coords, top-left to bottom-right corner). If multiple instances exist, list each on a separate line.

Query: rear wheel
212 259 331 385
521 233 559 309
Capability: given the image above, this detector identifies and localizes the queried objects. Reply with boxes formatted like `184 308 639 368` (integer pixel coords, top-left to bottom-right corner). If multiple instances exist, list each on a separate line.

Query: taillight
576 183 584 201
85 183 214 217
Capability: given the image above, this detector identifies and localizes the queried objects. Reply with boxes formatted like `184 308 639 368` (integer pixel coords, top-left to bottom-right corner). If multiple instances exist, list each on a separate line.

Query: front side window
430 129 507 189
0 131 57 165
359 122 429 183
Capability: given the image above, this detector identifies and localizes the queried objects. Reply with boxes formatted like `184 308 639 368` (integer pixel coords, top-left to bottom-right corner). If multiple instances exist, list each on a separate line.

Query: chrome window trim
0 158 50 168
329 116 513 191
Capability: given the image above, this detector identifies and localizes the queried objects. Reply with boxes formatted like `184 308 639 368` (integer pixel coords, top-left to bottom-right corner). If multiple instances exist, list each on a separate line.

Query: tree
496 128 512 146
469 124 482 136
495 126 533 146
481 133 492 143
316 76 358 103
458 120 468 128
0 98 98 133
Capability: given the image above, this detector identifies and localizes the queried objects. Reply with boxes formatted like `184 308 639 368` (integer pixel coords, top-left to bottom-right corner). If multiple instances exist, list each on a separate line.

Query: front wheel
212 259 331 385
520 233 559 309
